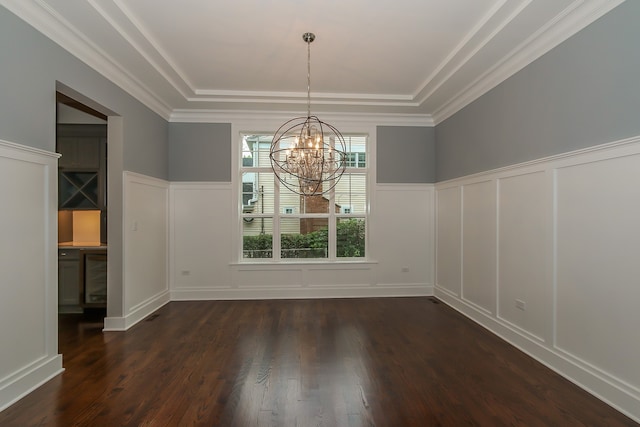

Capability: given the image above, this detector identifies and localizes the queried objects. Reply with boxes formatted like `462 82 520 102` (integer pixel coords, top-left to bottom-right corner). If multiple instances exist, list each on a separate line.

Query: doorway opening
56 92 108 332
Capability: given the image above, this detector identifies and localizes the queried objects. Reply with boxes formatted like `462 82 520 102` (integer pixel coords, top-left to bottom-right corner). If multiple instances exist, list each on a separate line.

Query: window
240 134 368 261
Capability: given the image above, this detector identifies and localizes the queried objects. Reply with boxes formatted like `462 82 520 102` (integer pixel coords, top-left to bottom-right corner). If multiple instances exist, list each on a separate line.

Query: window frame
237 131 369 263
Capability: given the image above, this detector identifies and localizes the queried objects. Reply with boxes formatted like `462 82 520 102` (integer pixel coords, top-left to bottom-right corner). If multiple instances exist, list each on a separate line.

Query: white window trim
231 118 376 264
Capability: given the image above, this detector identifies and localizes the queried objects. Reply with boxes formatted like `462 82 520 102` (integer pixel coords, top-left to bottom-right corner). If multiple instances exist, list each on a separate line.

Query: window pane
243 135 272 168
243 218 273 259
242 172 274 214
358 153 366 168
346 152 356 167
280 218 328 259
337 218 365 258
335 173 367 214
279 187 333 214
279 185 302 214
302 194 332 214
242 136 255 167
343 136 367 169
241 178 254 207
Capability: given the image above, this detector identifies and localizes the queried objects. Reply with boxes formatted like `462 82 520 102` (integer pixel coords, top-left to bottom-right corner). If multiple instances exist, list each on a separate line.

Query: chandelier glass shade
269 33 347 197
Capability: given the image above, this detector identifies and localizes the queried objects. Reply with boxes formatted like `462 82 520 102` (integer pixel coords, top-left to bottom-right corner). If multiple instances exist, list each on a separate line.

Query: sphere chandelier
269 32 347 197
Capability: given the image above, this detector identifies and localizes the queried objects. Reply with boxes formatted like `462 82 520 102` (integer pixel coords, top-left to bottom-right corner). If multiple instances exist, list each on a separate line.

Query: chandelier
269 32 347 196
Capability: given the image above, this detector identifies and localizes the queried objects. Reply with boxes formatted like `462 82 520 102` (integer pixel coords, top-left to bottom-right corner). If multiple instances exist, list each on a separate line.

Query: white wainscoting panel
462 180 496 314
0 140 62 411
235 267 303 289
497 171 550 341
555 154 640 389
372 184 434 290
435 136 640 422
435 185 461 296
307 265 372 288
170 182 433 300
106 172 170 330
170 183 233 292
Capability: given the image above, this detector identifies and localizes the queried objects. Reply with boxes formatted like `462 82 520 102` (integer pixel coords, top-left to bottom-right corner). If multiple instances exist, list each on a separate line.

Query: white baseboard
0 355 63 412
171 284 434 301
103 291 171 331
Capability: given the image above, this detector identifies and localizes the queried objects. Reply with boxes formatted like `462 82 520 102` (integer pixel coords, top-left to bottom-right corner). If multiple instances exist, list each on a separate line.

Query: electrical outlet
181 270 191 276
401 266 409 272
515 299 526 311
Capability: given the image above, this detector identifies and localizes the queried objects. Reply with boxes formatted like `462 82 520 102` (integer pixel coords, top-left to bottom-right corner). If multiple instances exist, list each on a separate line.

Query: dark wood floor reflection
0 298 636 426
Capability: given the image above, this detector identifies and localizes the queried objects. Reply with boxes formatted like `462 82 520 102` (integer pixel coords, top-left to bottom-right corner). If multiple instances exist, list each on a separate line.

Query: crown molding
0 0 173 120
89 0 193 101
169 109 434 127
192 89 415 102
0 0 627 124
431 0 627 124
413 0 519 108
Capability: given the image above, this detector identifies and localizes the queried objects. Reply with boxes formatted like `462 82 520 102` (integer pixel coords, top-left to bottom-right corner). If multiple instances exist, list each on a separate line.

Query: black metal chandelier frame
269 32 347 197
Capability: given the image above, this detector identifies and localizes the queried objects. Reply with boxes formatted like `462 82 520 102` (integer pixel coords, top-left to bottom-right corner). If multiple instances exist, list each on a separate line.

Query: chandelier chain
306 35 311 118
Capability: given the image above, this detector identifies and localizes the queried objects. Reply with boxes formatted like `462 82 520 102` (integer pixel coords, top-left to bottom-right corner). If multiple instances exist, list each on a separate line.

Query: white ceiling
1 0 625 124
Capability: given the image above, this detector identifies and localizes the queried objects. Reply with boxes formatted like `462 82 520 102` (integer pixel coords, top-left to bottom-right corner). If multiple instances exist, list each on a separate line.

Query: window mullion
328 187 336 260
273 171 281 261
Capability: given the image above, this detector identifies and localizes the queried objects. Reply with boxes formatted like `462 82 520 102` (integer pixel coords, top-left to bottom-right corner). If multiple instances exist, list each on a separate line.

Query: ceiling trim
186 97 420 109
0 0 628 124
193 89 416 102
412 0 519 104
169 109 435 127
0 0 174 119
88 0 193 101
431 0 626 124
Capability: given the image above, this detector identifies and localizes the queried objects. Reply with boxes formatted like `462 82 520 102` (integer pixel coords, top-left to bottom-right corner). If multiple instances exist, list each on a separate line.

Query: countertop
58 242 108 250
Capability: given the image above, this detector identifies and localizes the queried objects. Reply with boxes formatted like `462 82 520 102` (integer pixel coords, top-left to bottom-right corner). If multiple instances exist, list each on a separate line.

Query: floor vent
146 314 160 321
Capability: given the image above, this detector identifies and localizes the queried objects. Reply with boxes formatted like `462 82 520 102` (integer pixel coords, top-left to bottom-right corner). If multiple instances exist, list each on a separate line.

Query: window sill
230 259 378 268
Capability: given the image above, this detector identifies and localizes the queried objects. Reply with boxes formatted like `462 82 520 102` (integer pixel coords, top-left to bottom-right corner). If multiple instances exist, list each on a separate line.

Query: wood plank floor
0 298 636 426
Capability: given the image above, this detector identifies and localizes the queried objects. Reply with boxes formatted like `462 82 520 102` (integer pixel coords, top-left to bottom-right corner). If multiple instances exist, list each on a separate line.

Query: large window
240 134 367 261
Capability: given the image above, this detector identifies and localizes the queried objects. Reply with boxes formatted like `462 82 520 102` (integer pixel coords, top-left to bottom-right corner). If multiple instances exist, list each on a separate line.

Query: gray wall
0 5 168 180
435 0 640 181
168 124 434 184
377 126 436 183
169 123 232 181
0 5 169 320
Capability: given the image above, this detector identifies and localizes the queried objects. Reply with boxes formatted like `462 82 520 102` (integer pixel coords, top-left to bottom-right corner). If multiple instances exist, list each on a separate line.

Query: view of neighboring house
241 134 367 259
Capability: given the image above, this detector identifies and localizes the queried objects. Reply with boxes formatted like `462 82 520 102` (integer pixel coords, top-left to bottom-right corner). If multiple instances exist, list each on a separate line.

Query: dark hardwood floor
0 298 636 426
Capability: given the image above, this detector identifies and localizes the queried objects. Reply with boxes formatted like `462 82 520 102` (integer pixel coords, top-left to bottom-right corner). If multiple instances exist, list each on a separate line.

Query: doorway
56 92 108 330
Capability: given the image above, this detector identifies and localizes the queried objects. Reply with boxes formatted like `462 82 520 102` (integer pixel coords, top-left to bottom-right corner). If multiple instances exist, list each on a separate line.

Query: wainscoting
107 178 436 327
0 140 62 412
435 135 640 422
104 171 170 331
169 182 435 300
4 134 638 421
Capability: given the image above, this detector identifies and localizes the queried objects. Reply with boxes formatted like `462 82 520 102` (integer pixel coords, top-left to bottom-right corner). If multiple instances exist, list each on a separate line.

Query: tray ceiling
0 0 625 123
